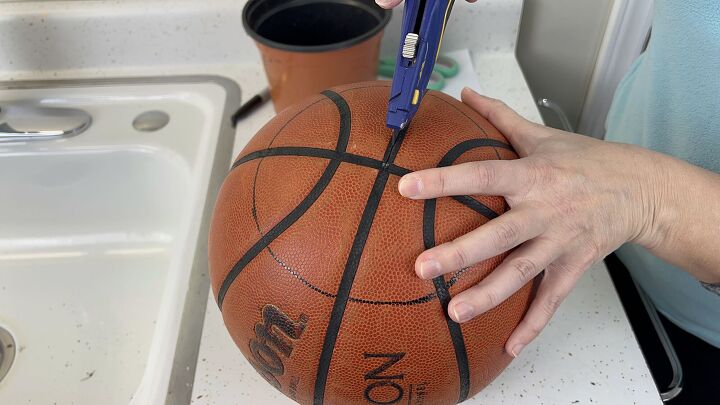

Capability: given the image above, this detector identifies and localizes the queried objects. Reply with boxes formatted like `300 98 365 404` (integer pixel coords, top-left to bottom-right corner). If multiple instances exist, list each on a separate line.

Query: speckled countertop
190 59 661 405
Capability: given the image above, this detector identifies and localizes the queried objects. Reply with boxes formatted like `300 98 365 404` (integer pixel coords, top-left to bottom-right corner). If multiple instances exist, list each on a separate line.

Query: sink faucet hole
0 326 16 383
133 110 170 132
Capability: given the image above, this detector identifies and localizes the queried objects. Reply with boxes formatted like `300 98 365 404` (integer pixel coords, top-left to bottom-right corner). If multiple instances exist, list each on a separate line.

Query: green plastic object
427 72 446 91
434 55 460 78
378 55 457 91
378 57 396 78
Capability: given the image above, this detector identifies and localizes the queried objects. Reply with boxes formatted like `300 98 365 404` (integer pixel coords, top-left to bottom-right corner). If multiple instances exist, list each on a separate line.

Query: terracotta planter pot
243 0 392 112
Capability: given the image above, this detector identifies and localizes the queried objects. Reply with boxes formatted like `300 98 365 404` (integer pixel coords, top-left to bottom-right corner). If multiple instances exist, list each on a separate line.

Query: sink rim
0 75 241 405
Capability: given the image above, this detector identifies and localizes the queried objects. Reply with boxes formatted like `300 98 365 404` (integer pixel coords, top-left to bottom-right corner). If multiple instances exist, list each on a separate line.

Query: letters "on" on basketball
248 304 308 390
364 352 407 405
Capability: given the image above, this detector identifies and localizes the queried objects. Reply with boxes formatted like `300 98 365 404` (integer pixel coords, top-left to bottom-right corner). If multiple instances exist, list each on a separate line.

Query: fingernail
398 176 423 198
509 343 525 358
462 87 477 95
452 302 475 323
419 259 441 279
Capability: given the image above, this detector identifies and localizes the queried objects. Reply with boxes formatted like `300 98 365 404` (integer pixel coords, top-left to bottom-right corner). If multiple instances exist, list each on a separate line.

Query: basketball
209 81 538 405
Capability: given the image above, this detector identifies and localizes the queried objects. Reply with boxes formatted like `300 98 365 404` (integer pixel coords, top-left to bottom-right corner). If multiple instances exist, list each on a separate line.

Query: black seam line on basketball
251 160 263 235
231 140 510 184
313 126 408 405
439 138 513 167
423 139 516 403
424 197 471 403
452 196 499 220
265 243 469 306
321 90 352 151
231 146 502 220
216 159 341 307
438 138 511 221
427 93 503 160
231 146 411 177
268 97 328 148
234 138 511 172
216 90 352 308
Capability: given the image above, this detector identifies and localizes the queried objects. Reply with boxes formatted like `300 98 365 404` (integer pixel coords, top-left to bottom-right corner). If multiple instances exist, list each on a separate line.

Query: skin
377 0 720 357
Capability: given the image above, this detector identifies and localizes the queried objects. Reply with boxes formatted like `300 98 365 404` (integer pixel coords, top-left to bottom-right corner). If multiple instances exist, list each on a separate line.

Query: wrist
630 148 680 252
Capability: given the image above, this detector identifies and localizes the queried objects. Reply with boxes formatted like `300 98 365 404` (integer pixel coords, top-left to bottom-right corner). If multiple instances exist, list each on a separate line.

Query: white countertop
191 60 662 405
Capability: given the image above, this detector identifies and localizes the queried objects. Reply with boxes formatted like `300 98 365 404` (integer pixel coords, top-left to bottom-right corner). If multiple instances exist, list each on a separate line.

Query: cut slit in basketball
209 81 539 405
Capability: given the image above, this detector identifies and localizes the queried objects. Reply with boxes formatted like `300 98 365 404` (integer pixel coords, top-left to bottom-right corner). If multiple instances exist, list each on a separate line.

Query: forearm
638 152 720 283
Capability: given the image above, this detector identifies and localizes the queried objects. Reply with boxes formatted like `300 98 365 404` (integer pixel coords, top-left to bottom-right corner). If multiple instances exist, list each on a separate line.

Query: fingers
447 237 563 322
375 0 403 8
416 202 550 279
399 159 529 199
461 87 546 156
504 258 585 357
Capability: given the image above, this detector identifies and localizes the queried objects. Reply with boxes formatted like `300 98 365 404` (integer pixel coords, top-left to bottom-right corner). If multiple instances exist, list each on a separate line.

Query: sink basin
0 77 239 404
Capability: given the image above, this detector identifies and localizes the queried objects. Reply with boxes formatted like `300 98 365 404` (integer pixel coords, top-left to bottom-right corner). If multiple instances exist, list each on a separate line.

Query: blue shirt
605 0 720 347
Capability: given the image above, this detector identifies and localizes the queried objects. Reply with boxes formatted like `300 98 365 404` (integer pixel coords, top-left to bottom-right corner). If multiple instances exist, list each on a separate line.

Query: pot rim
243 0 392 53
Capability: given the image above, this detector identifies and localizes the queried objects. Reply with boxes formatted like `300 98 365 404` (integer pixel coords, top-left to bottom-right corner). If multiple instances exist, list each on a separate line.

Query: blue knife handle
386 0 455 130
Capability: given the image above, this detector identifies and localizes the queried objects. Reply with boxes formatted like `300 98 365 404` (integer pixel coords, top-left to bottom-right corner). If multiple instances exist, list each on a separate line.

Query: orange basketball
209 81 538 405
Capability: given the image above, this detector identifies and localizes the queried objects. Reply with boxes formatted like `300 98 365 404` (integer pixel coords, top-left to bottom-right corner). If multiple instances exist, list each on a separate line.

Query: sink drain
0 327 15 383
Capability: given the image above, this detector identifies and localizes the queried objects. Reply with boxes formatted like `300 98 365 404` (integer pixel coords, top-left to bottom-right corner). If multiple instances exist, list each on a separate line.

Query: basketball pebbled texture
209 81 539 405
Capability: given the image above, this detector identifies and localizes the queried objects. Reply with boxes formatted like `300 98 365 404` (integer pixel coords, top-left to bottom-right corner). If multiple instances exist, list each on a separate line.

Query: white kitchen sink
0 77 239 404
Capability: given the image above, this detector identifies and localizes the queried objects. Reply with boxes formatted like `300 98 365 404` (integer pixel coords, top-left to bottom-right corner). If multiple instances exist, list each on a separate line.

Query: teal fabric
605 0 720 347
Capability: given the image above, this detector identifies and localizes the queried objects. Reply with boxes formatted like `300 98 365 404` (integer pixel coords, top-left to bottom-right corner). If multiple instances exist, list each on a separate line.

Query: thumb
376 0 404 8
461 87 546 156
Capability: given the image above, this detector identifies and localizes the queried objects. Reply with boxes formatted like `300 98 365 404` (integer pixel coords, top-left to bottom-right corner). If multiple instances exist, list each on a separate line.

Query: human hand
376 0 476 9
398 88 662 357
